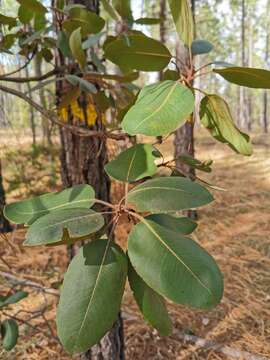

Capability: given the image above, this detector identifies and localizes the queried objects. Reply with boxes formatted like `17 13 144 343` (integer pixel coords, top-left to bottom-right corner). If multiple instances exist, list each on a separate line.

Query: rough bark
0 159 12 233
56 0 125 359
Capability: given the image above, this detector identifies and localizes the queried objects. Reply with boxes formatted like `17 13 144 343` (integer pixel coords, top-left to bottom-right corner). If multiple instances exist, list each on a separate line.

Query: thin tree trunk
0 159 11 233
247 13 253 131
239 0 248 128
55 0 125 359
159 0 166 81
34 56 51 145
174 0 196 220
263 0 270 133
24 66 36 146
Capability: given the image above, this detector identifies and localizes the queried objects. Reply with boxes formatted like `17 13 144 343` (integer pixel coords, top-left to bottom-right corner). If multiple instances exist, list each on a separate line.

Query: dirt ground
0 132 270 359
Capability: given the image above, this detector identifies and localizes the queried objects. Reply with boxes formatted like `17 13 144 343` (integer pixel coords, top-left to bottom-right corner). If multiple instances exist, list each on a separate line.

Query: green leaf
82 31 106 49
128 217 223 309
24 208 104 246
168 0 194 47
178 154 213 172
213 66 270 89
146 214 197 234
18 5 34 24
128 258 172 336
100 0 120 21
0 291 28 309
57 240 127 354
134 17 161 25
104 34 171 72
0 13 17 27
34 12 46 31
162 69 180 81
65 75 97 93
69 27 86 70
121 80 194 136
191 39 213 55
112 0 133 22
4 184 95 225
1 319 19 351
105 144 158 182
57 31 72 57
200 95 252 156
127 177 213 213
64 7 105 36
17 0 47 13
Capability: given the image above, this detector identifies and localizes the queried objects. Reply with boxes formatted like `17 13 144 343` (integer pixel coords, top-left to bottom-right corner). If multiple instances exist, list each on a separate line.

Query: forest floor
0 131 270 360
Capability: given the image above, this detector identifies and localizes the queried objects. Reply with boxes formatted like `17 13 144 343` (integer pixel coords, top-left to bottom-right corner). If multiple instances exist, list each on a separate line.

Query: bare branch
0 69 59 83
0 84 128 141
0 271 59 296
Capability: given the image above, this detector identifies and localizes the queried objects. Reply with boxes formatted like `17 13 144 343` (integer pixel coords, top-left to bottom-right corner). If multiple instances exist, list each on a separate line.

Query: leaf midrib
74 240 111 350
38 212 100 231
141 219 214 298
11 198 93 216
133 82 178 131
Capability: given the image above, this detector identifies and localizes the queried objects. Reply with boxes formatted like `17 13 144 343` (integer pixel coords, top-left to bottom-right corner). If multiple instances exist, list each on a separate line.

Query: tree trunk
174 0 196 220
55 0 125 359
239 0 248 128
174 0 195 177
0 159 11 233
263 0 270 133
159 0 166 81
34 56 51 145
24 66 36 146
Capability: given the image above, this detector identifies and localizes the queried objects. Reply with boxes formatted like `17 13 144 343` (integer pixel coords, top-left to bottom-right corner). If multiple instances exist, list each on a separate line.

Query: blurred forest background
0 0 270 359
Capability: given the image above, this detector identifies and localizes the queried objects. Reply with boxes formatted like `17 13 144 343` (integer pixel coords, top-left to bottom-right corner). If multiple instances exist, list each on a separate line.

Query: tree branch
0 271 59 296
0 84 128 141
0 69 59 83
0 53 35 78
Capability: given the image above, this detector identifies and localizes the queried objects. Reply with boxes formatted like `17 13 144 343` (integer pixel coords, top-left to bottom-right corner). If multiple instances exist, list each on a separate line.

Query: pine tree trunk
0 159 11 233
55 0 125 358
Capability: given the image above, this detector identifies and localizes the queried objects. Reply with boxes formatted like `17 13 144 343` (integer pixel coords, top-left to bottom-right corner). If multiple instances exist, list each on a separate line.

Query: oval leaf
191 39 213 55
122 80 194 136
128 218 223 309
127 177 213 213
128 258 172 336
200 95 252 156
146 214 197 235
69 27 86 70
1 319 19 351
65 7 105 36
105 144 158 182
57 240 127 354
213 66 270 89
4 184 95 225
104 34 171 72
25 208 104 246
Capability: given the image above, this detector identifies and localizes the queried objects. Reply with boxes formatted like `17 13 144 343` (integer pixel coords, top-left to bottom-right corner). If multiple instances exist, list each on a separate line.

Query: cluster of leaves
0 291 28 351
2 0 270 355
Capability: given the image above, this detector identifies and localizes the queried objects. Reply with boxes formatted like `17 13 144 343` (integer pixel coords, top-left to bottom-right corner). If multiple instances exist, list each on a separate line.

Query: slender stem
124 182 129 206
93 199 116 209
